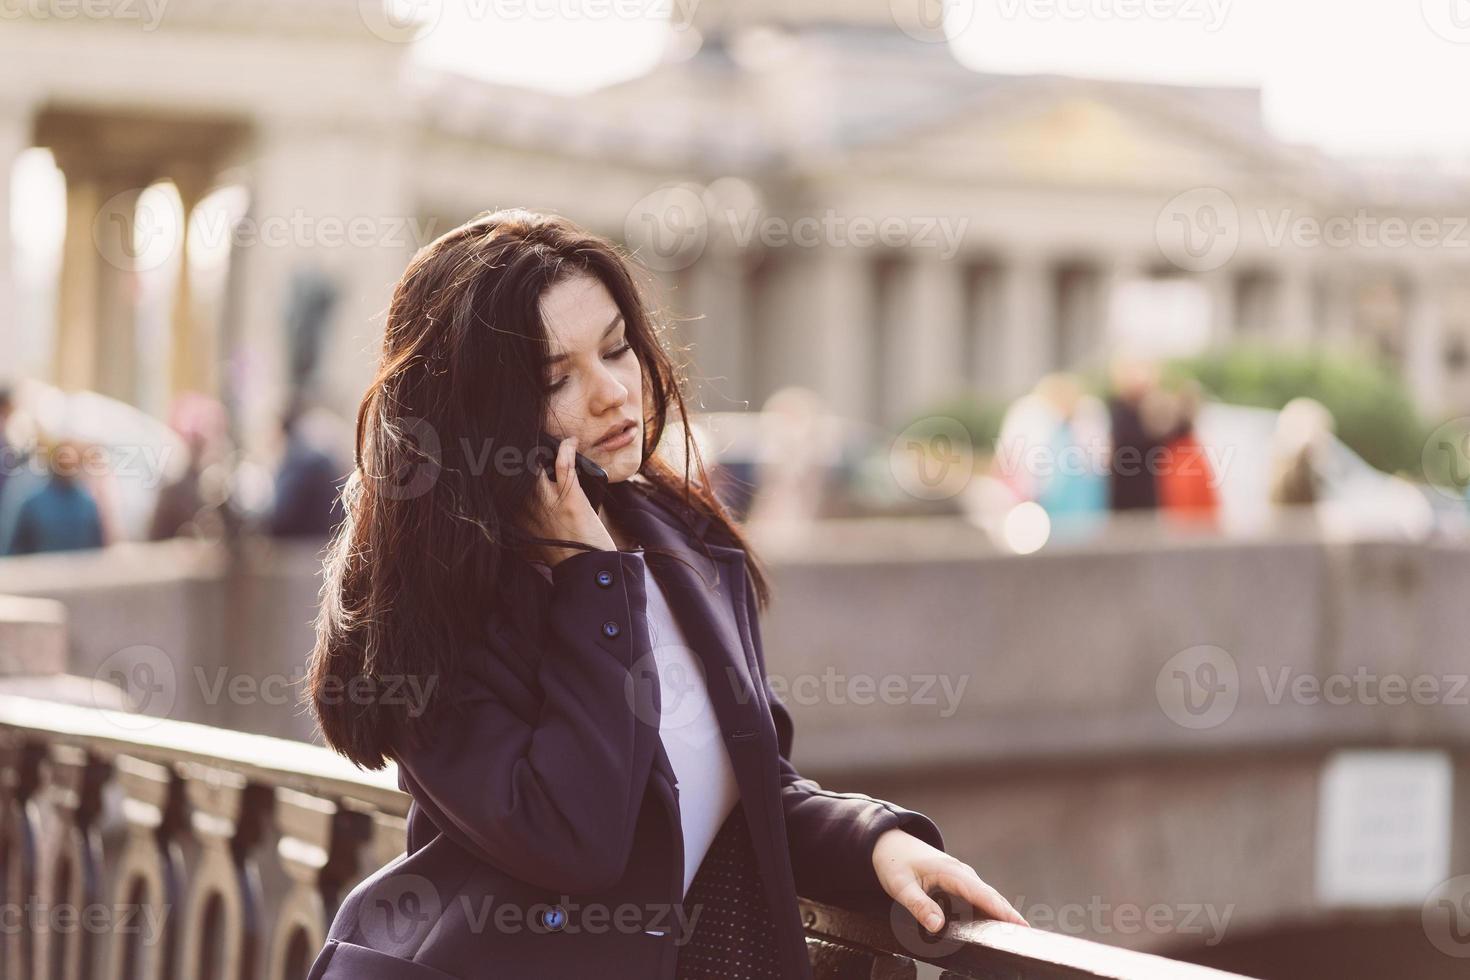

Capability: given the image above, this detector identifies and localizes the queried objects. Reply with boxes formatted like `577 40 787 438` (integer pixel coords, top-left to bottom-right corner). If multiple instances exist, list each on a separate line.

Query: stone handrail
0 694 1254 979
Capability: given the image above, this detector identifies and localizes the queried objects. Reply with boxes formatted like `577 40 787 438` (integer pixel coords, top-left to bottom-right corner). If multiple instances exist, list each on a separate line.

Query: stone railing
0 694 1252 980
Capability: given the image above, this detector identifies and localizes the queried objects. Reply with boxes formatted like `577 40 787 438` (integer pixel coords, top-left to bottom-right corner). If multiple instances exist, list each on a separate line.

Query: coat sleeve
390 547 660 895
736 562 948 917
768 680 947 917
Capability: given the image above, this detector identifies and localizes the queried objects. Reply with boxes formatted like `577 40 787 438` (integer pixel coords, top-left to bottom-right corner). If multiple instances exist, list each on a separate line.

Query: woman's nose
589 365 629 412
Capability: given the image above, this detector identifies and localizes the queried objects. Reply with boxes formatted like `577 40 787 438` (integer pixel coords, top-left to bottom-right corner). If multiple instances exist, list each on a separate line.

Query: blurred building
2 0 1468 454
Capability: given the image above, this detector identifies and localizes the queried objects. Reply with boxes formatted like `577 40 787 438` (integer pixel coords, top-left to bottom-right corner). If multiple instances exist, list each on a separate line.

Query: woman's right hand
528 435 616 565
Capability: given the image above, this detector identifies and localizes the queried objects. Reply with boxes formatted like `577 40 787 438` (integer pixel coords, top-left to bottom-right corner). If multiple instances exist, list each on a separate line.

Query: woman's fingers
892 876 947 933
534 436 575 506
928 864 1029 928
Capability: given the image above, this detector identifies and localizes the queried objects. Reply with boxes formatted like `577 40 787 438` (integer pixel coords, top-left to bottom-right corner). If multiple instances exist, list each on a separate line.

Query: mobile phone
535 431 610 512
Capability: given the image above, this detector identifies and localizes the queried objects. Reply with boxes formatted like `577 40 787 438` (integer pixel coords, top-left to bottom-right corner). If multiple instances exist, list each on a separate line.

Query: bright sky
411 0 1470 157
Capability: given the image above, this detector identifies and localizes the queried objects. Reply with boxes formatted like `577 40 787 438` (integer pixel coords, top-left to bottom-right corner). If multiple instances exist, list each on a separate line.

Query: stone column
889 248 966 423
1317 267 1357 349
1202 267 1237 347
1273 262 1317 346
995 252 1053 397
1403 268 1447 417
53 168 155 399
0 103 30 383
167 164 215 398
90 175 151 404
684 252 755 412
774 245 872 424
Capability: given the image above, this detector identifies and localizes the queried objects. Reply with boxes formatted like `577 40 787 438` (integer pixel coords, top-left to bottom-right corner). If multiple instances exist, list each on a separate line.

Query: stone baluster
176 764 270 980
36 744 109 980
0 736 43 980
265 788 368 980
105 755 185 980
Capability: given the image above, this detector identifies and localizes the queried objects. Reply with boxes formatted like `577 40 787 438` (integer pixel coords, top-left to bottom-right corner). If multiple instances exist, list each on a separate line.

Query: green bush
901 396 1008 457
910 346 1443 484
1166 346 1426 477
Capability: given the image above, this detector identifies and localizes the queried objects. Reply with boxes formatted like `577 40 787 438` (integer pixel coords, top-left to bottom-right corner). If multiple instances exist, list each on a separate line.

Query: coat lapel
608 481 767 774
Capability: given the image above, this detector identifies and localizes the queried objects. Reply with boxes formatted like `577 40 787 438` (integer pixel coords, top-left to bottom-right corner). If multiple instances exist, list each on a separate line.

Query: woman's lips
595 421 637 449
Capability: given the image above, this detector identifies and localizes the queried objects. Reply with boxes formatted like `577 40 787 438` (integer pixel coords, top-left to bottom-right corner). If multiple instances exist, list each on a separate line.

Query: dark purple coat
308 477 946 979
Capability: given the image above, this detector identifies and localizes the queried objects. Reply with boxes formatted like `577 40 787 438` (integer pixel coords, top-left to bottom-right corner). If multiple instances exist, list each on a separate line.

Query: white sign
1315 749 1453 906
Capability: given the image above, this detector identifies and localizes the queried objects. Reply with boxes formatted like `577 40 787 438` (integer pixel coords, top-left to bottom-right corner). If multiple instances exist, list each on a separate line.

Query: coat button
540 904 567 931
595 570 613 588
602 620 620 638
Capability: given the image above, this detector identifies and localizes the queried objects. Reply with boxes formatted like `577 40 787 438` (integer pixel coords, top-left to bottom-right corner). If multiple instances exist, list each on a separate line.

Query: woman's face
539 272 645 483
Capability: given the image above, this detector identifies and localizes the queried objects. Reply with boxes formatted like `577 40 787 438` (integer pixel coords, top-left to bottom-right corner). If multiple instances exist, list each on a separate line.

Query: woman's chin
600 446 642 483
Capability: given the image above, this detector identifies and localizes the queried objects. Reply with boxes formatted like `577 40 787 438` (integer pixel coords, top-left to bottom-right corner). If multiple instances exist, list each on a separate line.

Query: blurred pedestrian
149 393 230 540
0 437 106 556
1105 358 1166 512
0 386 13 505
1031 374 1109 538
1155 379 1219 529
268 401 348 538
1268 397 1333 508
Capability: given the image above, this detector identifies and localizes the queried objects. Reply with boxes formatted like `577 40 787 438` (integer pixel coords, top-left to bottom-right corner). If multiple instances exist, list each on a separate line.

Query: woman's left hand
871 828 1029 933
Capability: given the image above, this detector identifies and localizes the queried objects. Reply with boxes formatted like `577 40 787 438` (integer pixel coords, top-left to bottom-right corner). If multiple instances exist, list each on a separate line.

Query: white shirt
532 558 740 898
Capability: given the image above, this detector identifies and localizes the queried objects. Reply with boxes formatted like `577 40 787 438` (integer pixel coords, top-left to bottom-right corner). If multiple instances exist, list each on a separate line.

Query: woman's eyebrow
544 314 624 366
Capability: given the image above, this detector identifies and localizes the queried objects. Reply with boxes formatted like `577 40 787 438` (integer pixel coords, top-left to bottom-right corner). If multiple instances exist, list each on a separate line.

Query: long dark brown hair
305 207 771 769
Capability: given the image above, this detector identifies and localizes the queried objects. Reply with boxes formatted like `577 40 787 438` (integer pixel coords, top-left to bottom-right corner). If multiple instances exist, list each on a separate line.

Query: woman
304 209 1025 979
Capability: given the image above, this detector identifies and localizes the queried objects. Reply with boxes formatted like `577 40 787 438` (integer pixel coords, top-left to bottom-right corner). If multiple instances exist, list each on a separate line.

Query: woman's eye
547 344 630 392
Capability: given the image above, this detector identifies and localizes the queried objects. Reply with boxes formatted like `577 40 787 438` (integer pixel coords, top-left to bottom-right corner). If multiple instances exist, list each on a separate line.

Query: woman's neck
599 507 640 552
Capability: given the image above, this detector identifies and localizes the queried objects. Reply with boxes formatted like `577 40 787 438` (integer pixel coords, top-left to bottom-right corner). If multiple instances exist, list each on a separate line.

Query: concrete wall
1 526 1467 963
